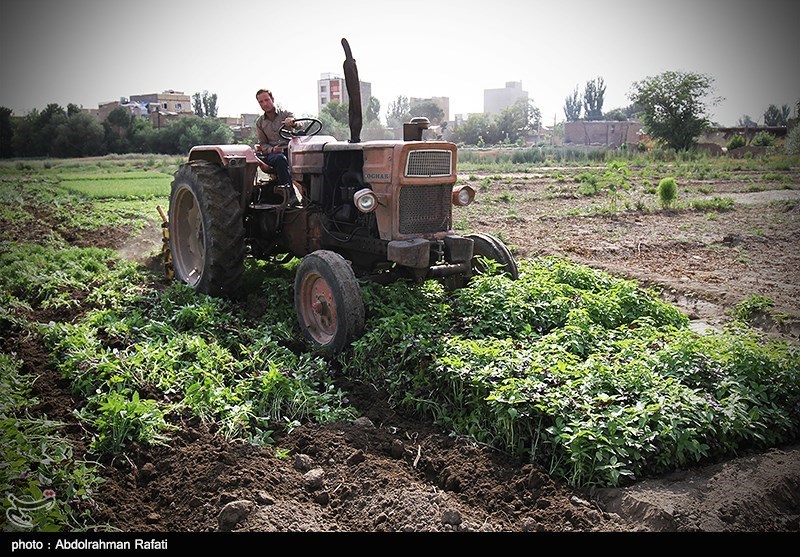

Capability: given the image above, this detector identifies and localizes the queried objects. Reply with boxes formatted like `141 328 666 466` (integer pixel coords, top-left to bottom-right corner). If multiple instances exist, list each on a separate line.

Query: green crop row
3 226 798 493
58 172 172 199
343 259 799 487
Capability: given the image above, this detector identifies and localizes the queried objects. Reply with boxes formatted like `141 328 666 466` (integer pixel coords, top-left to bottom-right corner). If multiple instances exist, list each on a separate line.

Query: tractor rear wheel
294 250 365 354
169 162 244 297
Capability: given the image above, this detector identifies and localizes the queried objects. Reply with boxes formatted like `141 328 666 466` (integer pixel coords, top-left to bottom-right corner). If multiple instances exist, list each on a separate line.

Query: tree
136 115 231 154
192 90 218 117
366 96 381 123
583 77 606 121
52 112 105 157
362 118 393 140
10 104 68 157
495 99 541 144
786 99 800 155
168 115 232 154
629 70 721 151
192 92 203 117
386 95 411 129
410 101 444 125
737 115 757 128
622 102 644 120
763 104 791 126
11 109 41 157
317 110 349 140
103 106 138 153
0 106 13 158
321 100 350 126
319 97 388 140
38 103 69 156
318 101 350 140
564 86 582 122
202 91 218 118
449 113 498 146
603 108 627 121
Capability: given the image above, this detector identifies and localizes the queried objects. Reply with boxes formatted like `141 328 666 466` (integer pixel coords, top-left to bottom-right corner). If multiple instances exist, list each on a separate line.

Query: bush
785 125 800 155
657 177 678 209
751 132 776 147
727 134 746 150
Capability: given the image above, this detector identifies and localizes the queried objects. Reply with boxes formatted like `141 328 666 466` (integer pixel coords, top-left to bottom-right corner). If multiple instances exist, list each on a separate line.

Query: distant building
216 116 241 126
241 113 260 128
698 126 789 146
81 107 100 119
484 81 528 115
122 90 192 129
129 90 193 115
317 73 372 115
94 98 149 120
95 101 121 121
453 113 483 127
93 90 193 128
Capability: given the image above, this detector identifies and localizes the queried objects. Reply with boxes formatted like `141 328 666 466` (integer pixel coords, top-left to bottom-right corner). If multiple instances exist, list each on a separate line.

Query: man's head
256 89 275 113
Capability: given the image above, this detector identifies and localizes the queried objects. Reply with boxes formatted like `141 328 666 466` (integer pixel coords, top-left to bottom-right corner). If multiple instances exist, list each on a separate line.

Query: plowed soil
10 164 800 534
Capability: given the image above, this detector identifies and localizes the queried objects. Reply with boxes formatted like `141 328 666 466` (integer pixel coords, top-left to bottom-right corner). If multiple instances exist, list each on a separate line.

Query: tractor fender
188 144 261 168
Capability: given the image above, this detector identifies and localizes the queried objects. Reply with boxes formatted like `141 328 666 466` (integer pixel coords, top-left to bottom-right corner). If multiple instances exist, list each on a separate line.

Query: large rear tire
294 250 365 354
169 162 244 298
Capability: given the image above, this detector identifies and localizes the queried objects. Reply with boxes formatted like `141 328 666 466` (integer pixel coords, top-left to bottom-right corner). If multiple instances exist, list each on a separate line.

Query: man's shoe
286 194 301 208
277 184 300 208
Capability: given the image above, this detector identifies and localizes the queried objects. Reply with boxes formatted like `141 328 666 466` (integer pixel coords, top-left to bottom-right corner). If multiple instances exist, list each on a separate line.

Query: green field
58 172 172 199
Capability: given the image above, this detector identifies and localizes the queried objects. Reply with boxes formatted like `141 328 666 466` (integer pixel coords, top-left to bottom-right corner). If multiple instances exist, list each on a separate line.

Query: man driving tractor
254 88 301 207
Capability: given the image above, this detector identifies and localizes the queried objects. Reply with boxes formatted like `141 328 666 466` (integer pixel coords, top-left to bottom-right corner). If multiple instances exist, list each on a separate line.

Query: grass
58 172 172 199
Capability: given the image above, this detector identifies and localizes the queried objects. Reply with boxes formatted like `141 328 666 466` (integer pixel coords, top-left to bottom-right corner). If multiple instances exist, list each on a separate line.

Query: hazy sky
1 0 798 127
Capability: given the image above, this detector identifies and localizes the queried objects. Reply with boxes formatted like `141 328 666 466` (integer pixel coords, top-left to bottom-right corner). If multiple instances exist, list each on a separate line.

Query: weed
657 177 678 209
689 197 735 212
730 293 774 323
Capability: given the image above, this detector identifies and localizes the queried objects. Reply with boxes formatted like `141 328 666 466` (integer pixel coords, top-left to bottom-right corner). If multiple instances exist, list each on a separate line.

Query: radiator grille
405 149 452 177
399 184 452 234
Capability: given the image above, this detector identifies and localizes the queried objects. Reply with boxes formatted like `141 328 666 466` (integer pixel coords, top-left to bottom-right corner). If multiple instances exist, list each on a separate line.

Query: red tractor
167 39 518 353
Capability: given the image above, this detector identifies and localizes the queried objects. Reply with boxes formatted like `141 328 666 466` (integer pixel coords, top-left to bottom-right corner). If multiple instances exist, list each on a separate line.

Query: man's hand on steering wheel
279 118 323 140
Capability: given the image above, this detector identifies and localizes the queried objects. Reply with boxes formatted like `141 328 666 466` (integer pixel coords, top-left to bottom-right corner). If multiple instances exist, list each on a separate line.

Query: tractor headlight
354 188 378 213
452 184 475 207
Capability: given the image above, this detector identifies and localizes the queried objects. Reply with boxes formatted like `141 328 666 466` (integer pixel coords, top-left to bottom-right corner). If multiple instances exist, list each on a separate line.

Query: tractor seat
256 164 278 183
254 151 278 183
254 145 286 182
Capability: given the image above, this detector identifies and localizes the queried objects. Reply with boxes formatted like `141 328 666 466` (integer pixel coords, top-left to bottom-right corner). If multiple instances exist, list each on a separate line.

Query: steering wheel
280 118 323 140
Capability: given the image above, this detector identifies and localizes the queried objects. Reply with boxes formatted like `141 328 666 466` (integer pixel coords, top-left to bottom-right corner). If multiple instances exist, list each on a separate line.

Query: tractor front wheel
442 232 519 291
294 250 365 354
468 232 519 280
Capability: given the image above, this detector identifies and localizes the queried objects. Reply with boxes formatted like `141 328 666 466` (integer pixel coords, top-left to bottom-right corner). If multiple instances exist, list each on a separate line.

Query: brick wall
564 121 643 146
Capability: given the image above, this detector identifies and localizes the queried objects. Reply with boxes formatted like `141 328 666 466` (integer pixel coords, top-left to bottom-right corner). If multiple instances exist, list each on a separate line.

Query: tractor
166 38 518 353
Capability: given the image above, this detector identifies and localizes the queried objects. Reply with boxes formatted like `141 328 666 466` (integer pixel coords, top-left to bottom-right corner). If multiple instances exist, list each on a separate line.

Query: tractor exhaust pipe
341 38 362 144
